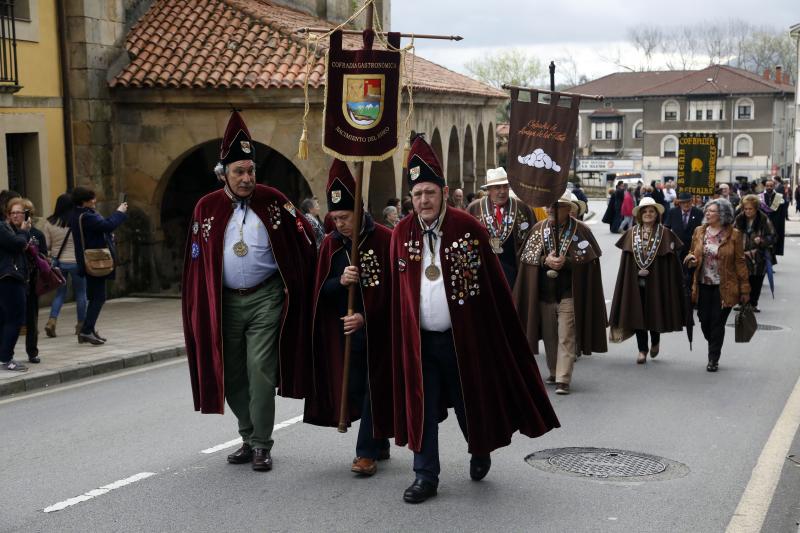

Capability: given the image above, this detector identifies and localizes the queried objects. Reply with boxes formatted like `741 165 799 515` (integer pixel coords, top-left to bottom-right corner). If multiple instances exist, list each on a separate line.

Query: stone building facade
570 66 795 187
58 0 503 293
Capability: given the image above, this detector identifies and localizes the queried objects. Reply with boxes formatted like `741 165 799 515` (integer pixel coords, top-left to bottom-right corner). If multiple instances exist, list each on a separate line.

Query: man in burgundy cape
391 135 560 504
303 159 393 476
181 111 316 471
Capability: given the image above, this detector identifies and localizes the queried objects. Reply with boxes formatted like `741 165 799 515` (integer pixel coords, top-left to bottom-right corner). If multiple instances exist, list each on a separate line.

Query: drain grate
548 450 666 478
526 447 689 482
726 323 784 331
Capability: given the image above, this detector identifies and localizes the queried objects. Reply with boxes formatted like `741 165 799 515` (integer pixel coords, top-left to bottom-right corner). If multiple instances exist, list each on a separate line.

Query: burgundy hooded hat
406 134 445 190
326 159 358 212
219 110 255 166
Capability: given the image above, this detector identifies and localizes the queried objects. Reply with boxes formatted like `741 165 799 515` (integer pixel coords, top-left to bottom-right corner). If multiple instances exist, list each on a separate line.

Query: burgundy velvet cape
390 206 560 456
303 224 394 438
513 219 609 356
608 227 687 339
182 185 317 413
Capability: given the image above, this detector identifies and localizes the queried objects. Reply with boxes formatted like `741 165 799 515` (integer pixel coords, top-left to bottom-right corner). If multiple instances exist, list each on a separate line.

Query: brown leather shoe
351 457 377 476
226 443 252 464
252 448 272 471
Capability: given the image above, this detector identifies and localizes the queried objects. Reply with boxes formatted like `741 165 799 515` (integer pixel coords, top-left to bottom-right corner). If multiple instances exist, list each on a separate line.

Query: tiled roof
569 65 794 98
110 0 505 99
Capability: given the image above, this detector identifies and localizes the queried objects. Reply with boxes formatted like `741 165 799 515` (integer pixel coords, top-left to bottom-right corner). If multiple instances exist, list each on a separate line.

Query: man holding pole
467 167 534 288
303 159 393 476
182 111 316 472
391 135 560 503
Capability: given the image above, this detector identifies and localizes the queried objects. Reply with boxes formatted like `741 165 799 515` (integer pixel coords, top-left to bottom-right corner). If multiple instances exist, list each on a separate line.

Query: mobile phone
119 193 127 203
24 210 30 221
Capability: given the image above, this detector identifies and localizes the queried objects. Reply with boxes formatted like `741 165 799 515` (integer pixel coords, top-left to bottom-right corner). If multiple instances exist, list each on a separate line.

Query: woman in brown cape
609 197 687 364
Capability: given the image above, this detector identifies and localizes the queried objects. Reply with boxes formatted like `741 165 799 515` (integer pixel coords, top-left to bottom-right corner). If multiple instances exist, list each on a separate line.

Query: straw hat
554 190 583 216
481 167 510 189
632 196 665 217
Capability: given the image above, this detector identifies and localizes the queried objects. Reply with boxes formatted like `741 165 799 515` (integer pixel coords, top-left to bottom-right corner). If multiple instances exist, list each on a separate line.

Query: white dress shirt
419 223 452 332
223 203 277 289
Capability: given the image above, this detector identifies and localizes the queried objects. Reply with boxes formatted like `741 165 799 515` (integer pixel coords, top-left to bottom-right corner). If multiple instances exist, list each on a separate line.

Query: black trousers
696 284 732 363
0 279 26 364
635 330 660 353
748 273 765 308
413 330 468 485
82 275 107 334
348 346 389 459
25 282 39 358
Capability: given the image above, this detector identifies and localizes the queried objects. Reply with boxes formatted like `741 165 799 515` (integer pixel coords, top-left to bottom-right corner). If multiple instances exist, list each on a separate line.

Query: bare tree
628 26 664 70
464 49 544 122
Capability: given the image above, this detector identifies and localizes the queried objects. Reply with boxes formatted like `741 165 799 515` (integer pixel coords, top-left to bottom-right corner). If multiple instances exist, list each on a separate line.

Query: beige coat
689 225 750 308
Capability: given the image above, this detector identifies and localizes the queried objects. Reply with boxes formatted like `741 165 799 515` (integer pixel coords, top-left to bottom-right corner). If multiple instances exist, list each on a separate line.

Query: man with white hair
466 167 534 287
718 183 739 209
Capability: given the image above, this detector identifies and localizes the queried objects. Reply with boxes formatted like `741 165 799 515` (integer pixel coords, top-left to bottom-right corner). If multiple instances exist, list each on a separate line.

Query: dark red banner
507 90 580 207
322 30 401 162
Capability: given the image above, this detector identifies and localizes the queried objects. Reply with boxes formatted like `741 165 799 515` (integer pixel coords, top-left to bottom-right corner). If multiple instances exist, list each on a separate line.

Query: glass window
663 101 679 121
706 109 714 120
634 121 643 139
663 137 678 157
737 105 752 119
735 136 751 157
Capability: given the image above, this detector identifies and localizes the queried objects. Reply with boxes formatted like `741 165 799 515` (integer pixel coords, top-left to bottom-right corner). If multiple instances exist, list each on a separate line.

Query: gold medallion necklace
232 204 249 257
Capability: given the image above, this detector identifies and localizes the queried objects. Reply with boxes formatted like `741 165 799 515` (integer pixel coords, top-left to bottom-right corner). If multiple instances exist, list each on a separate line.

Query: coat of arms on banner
506 89 582 207
678 133 717 195
344 75 385 129
322 30 402 162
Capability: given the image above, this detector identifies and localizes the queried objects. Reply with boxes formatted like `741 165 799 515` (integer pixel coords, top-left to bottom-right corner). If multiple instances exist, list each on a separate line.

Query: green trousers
222 275 285 450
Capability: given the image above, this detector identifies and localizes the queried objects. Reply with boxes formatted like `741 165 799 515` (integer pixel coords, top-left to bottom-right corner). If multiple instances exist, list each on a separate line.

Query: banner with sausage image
507 89 581 207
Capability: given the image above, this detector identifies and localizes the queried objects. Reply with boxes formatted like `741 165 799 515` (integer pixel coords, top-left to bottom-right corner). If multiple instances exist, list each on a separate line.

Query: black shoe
377 447 391 461
470 455 491 481
78 332 105 345
252 448 272 471
93 330 107 342
403 479 437 504
706 362 718 372
226 443 252 464
28 355 40 364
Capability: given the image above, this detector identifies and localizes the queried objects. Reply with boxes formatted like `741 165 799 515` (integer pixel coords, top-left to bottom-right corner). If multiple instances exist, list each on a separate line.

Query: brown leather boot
351 457 377 476
45 318 57 338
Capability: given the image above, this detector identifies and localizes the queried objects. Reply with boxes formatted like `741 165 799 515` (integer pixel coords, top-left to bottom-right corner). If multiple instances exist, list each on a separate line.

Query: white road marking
200 414 304 454
43 472 156 513
0 359 186 406
726 373 800 532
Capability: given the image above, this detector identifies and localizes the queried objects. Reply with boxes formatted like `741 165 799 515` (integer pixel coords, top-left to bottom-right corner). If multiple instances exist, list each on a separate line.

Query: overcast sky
391 0 799 84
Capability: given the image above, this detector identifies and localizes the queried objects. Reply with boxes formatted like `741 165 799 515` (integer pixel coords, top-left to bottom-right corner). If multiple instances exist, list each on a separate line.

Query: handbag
79 213 115 277
25 242 67 296
735 303 757 343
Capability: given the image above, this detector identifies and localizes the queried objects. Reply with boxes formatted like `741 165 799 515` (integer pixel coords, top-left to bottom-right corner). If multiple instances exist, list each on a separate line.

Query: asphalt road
2 200 799 533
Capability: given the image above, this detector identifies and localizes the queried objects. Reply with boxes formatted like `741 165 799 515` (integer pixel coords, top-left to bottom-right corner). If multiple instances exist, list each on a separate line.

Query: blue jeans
0 279 26 363
49 261 87 322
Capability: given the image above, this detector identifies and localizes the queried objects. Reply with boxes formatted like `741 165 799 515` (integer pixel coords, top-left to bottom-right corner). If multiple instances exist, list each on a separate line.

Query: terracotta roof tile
110 0 504 98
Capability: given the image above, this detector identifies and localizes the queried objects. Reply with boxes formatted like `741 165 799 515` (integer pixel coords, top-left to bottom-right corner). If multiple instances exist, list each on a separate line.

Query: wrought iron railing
0 0 20 92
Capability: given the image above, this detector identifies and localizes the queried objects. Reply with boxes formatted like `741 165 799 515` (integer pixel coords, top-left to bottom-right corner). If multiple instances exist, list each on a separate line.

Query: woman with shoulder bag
684 198 750 372
43 193 87 337
69 187 128 345
7 198 48 363
0 199 32 372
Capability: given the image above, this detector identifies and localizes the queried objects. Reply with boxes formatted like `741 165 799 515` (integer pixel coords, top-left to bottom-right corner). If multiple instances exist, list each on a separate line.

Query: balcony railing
0 0 21 93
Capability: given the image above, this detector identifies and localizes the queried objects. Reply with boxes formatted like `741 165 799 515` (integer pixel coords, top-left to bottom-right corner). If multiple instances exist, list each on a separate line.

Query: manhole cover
526 447 689 482
726 323 784 331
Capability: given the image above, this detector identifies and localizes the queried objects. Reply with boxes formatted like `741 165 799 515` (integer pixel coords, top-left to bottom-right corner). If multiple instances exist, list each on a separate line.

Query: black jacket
663 206 703 258
70 207 128 278
0 221 30 283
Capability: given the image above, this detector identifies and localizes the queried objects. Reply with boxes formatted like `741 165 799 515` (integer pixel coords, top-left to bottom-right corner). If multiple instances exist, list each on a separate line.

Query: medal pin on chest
233 240 249 257
490 237 503 254
425 264 441 281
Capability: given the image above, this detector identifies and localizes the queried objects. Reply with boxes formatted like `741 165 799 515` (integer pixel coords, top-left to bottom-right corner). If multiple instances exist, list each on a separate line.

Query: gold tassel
297 128 309 160
402 138 410 170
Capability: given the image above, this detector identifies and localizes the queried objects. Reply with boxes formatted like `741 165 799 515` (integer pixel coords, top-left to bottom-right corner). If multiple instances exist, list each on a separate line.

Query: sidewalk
0 298 185 397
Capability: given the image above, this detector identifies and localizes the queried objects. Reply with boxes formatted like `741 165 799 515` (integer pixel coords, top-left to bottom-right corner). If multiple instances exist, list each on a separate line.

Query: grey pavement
1 200 799 531
0 297 185 397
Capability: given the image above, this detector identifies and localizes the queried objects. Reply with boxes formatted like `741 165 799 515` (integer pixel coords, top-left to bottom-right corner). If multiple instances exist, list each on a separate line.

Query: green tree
465 49 544 122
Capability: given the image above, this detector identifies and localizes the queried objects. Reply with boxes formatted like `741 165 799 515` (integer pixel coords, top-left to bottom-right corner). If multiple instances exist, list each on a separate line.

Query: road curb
0 345 186 398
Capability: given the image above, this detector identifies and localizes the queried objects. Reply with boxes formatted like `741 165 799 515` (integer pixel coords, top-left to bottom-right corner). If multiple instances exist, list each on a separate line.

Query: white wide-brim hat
554 190 584 216
481 167 510 189
632 196 665 217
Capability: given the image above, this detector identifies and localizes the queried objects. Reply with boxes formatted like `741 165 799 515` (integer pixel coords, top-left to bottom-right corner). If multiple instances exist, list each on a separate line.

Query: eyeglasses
9 210 25 215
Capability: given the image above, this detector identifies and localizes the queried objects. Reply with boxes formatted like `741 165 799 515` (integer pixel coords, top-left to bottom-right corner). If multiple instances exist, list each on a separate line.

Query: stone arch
368 157 396 221
446 125 461 190
487 122 496 168
430 128 444 169
156 139 311 291
476 123 486 188
462 124 475 194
